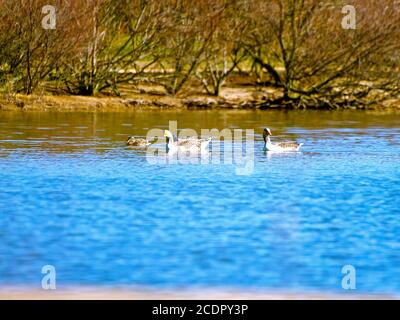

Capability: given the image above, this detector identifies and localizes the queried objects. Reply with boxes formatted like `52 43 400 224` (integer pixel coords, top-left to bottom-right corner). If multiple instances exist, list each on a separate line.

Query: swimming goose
263 128 303 152
164 130 212 153
126 136 152 147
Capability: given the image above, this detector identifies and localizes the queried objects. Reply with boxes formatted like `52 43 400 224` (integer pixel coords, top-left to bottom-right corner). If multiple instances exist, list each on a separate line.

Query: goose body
164 130 211 153
263 128 303 152
126 136 151 147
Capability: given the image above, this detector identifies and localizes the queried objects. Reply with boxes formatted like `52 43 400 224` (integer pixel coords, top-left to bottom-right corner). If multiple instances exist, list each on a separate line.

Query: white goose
164 130 212 153
263 128 303 152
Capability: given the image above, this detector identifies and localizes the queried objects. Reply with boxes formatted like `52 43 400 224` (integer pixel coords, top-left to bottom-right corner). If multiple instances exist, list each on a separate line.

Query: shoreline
0 286 398 300
1 93 400 112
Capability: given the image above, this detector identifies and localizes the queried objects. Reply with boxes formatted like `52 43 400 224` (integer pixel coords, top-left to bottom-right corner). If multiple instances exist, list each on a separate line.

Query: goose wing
176 136 211 149
127 137 149 146
276 142 301 149
176 139 203 148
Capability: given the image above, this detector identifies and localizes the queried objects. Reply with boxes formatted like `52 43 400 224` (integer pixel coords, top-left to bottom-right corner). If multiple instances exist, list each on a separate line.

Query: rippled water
0 110 399 295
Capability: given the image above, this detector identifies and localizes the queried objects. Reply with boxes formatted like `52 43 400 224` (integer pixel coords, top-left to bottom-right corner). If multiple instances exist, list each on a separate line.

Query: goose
126 136 152 147
263 128 303 152
164 130 212 153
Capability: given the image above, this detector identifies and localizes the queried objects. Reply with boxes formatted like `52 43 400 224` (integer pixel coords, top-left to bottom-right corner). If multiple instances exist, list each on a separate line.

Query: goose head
263 128 272 142
164 130 176 143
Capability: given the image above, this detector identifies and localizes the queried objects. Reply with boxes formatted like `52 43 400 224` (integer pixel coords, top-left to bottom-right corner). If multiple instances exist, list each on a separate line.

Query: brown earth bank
1 84 400 112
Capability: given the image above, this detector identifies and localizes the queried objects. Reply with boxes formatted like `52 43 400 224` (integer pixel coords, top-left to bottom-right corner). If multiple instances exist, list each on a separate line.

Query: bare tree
243 0 400 107
154 0 225 96
61 0 165 96
0 0 86 94
1 0 399 106
196 0 248 96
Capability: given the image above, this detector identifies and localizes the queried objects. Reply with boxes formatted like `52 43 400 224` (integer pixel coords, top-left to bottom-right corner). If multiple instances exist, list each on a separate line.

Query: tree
1 0 399 106
61 0 166 96
196 0 248 96
154 0 225 96
0 0 85 94
243 0 400 108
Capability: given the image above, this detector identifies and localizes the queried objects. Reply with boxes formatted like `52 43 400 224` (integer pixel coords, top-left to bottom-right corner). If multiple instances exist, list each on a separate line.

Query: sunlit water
0 110 399 295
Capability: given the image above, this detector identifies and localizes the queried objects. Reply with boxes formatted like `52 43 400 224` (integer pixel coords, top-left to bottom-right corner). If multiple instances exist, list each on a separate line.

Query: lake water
0 110 399 295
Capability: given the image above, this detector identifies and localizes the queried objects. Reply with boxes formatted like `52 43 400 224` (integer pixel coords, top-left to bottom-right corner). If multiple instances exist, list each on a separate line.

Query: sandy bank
1 90 399 112
0 287 397 300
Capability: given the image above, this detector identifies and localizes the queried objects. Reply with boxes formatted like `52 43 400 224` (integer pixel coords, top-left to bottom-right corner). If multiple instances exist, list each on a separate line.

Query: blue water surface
0 110 399 294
